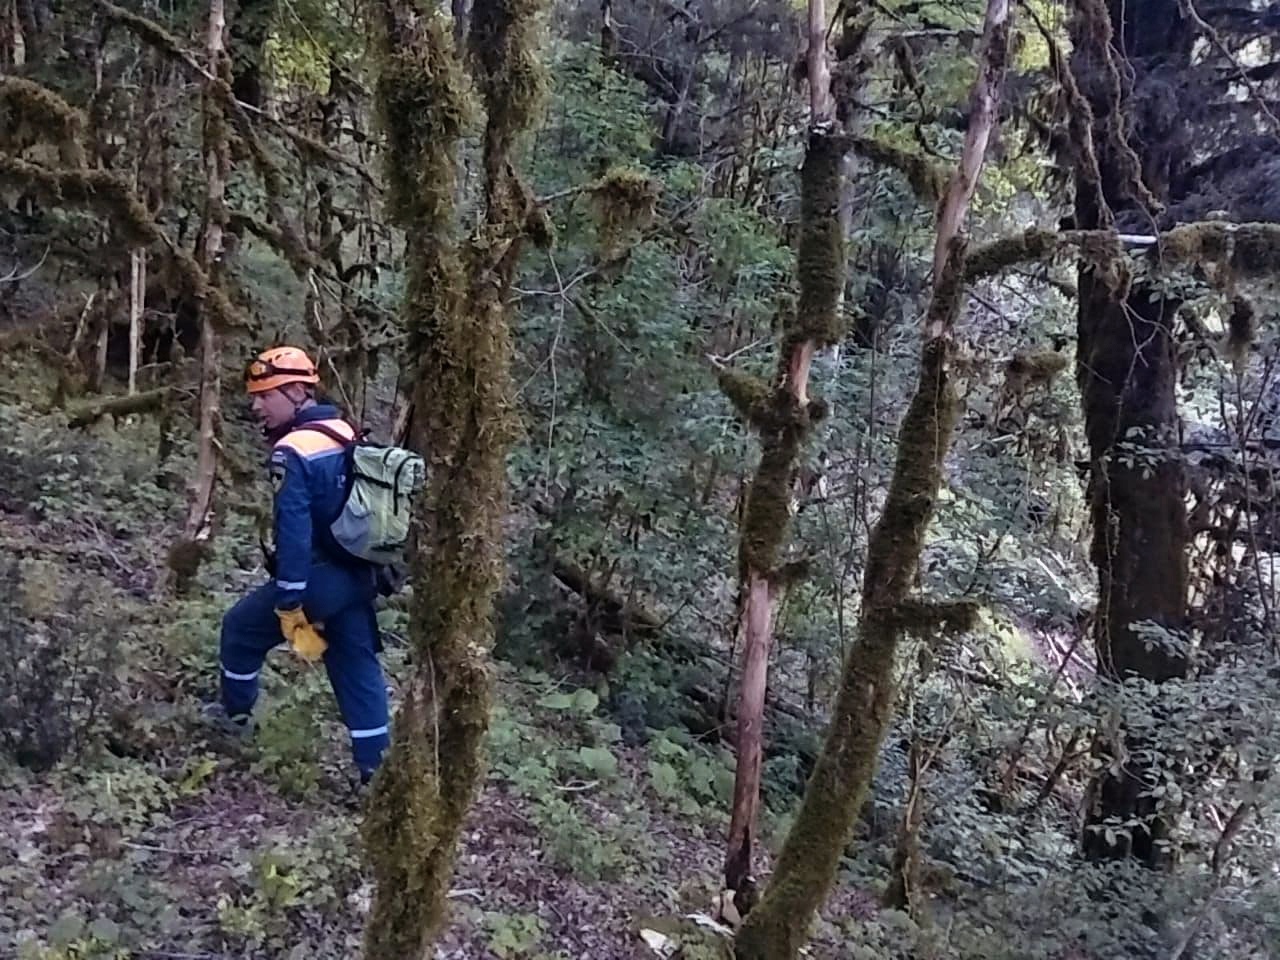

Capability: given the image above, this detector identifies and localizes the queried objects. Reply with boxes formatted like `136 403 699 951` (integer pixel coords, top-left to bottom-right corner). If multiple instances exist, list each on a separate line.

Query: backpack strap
290 420 358 447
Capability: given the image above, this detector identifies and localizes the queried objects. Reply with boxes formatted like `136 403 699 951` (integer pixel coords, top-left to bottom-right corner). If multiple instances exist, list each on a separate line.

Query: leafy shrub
0 560 123 771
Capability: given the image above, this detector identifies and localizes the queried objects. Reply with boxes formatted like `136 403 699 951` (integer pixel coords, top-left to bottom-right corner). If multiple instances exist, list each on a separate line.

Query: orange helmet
245 346 320 394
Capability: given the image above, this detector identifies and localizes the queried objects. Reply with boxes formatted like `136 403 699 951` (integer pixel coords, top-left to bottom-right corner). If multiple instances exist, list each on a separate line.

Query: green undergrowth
0 352 752 957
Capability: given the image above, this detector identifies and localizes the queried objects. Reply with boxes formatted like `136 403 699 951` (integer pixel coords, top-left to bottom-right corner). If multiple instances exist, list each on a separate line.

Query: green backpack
295 423 426 567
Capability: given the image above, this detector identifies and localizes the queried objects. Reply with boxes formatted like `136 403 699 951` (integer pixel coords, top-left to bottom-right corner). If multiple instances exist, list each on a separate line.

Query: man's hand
276 607 327 662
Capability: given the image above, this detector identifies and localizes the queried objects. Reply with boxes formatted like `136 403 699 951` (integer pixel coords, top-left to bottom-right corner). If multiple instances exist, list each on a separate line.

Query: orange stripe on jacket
275 419 355 459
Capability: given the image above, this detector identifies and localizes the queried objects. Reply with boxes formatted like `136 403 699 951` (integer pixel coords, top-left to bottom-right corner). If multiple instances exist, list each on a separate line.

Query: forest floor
0 349 867 959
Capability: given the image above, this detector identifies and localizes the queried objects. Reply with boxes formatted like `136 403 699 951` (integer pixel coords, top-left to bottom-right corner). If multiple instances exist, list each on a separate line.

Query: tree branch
0 154 243 330
94 0 378 186
965 223 1280 282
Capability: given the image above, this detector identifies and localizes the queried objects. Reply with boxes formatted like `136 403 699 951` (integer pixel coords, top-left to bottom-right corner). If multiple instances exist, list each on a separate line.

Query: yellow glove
276 607 327 662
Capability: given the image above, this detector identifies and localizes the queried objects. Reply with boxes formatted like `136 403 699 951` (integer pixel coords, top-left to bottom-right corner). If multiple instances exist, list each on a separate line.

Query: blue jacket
268 404 357 610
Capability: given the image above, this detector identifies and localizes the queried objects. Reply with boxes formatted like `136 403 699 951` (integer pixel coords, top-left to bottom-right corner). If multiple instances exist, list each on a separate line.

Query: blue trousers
220 562 389 777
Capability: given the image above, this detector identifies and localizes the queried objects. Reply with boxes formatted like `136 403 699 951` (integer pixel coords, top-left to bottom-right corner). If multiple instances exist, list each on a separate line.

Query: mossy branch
718 368 773 426
591 165 659 254
227 210 312 274
0 155 243 330
0 77 87 167
965 223 1280 286
223 109 315 277
851 134 948 204
96 0 197 71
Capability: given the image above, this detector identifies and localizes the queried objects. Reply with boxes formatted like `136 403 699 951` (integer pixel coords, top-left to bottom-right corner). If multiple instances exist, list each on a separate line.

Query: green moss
1005 348 1069 393
0 77 86 166
363 0 547 952
1161 222 1280 279
964 228 1059 280
740 431 802 575
375 17 474 233
591 165 659 256
717 368 771 424
1 155 155 246
736 241 969 960
165 539 210 595
468 0 548 143
525 201 556 249
851 135 947 205
792 129 847 350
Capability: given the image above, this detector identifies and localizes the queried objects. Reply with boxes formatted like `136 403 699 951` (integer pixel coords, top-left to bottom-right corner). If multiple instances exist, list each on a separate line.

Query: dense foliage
1 0 1279 957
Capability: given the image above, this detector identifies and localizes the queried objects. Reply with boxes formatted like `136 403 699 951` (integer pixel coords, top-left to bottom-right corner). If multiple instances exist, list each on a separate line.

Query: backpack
293 422 426 568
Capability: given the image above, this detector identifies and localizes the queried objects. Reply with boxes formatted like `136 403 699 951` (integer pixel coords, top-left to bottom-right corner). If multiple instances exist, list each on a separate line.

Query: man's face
250 386 298 432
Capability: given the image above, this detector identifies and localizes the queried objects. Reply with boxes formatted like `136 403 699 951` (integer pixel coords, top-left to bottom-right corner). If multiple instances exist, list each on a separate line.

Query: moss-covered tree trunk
721 0 845 906
361 0 546 955
1068 0 1192 865
733 1 1012 954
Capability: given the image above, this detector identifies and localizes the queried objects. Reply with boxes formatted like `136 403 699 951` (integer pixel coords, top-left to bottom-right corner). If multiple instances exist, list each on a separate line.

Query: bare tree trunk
91 300 109 392
127 249 145 394
13 0 38 64
882 735 925 914
1 0 17 69
722 0 845 908
733 1 1013 954
361 0 547 954
181 0 229 549
724 570 778 905
806 0 832 122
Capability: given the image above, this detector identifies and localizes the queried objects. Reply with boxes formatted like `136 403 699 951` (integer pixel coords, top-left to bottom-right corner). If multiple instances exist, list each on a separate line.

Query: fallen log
551 557 664 635
67 387 171 428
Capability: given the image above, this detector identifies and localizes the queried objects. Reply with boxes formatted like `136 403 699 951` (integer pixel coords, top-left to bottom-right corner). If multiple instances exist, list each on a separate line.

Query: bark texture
733 0 1012 953
361 0 546 954
179 0 230 555
1068 0 1192 864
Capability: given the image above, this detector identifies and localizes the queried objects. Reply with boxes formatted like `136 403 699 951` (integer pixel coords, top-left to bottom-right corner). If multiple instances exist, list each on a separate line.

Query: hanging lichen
1072 0 1163 215
591 165 659 258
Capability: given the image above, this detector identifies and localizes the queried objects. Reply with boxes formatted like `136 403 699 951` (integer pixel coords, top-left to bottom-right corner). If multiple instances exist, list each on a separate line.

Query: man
204 345 389 785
